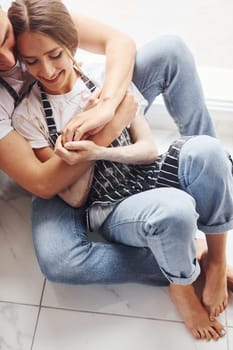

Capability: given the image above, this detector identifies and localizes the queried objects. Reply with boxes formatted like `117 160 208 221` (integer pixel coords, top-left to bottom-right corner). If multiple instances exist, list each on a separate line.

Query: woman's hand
61 87 115 144
55 136 103 165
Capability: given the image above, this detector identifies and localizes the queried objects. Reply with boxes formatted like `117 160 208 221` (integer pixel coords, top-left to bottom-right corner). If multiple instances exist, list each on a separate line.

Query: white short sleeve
12 94 50 149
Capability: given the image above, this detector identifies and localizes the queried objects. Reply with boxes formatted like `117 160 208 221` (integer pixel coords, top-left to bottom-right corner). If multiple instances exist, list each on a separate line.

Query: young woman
0 2 136 196
8 0 233 341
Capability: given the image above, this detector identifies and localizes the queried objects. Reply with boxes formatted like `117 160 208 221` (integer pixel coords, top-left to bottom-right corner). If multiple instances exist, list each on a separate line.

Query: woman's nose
41 61 57 79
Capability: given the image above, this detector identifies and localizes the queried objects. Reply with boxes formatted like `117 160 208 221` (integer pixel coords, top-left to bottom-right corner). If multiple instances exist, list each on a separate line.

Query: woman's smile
40 70 63 84
17 31 76 94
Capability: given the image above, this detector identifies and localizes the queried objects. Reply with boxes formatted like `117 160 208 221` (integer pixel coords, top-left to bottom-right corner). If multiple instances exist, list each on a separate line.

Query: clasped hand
55 90 138 165
55 137 102 165
61 87 114 143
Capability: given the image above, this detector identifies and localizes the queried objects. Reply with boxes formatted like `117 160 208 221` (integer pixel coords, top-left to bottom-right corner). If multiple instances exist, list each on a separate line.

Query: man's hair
8 0 78 56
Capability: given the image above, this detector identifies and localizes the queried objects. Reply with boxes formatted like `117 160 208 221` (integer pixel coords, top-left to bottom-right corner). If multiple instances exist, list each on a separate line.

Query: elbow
137 140 158 164
32 183 57 199
125 35 136 55
109 33 136 57
145 147 158 164
121 35 136 60
40 191 54 200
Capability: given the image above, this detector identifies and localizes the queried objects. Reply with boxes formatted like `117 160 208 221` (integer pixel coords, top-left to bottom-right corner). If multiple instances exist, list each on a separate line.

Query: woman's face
17 31 75 94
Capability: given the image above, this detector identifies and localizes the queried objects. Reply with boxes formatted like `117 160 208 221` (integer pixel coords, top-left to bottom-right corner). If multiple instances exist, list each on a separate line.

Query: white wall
2 0 233 116
63 0 233 70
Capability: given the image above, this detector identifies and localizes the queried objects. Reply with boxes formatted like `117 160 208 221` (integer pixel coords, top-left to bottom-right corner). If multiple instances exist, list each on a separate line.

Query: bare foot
227 264 233 292
169 284 226 340
195 238 233 292
196 238 233 292
195 238 229 319
202 261 228 320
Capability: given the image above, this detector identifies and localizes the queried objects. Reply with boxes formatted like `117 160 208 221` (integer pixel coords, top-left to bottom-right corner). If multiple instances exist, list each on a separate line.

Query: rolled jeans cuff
163 260 200 285
198 218 233 234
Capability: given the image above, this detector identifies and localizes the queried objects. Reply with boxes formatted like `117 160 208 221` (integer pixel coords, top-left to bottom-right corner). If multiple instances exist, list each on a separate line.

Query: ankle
205 257 227 269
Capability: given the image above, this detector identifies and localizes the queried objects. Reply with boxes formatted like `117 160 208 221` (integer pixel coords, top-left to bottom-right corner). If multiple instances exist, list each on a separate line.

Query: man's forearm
0 130 93 198
99 35 136 111
72 13 136 112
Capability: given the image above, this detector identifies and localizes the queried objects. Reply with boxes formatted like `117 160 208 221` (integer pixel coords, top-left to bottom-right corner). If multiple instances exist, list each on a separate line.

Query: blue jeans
32 136 233 285
32 37 230 285
133 35 216 137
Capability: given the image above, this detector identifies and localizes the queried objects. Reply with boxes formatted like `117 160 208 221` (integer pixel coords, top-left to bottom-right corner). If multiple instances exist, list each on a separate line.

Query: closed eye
23 58 37 65
50 51 63 60
21 50 63 65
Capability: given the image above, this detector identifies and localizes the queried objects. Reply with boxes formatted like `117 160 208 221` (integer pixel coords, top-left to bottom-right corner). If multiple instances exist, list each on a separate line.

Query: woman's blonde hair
8 0 78 56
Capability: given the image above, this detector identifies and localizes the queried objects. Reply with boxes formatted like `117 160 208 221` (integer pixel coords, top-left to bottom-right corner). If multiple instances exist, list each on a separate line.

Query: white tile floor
1 0 233 349
0 123 233 350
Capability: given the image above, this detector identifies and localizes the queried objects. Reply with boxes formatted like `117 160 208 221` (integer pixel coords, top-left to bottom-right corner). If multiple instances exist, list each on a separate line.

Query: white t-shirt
0 63 25 139
13 62 148 148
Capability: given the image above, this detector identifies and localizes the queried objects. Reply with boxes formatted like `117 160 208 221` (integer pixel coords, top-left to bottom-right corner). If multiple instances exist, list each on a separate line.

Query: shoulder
14 83 41 116
0 87 15 139
12 83 43 135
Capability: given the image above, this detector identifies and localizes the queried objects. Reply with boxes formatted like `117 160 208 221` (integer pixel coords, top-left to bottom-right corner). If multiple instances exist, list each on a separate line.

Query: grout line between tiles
0 299 41 307
225 310 230 350
226 332 230 350
30 278 46 350
38 303 184 325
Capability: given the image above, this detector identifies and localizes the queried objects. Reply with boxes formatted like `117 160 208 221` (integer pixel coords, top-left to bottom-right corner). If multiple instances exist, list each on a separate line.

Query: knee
35 243 90 284
166 194 198 237
147 189 198 239
37 255 64 283
156 35 195 67
182 136 228 172
35 248 69 282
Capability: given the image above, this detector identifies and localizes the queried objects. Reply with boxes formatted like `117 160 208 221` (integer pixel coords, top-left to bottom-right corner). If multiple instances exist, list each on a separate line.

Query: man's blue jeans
32 37 231 285
133 35 216 137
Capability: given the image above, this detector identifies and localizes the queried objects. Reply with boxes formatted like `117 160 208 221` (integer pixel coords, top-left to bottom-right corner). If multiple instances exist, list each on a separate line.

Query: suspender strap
37 81 60 148
78 70 96 93
0 77 19 105
0 76 36 107
38 70 97 148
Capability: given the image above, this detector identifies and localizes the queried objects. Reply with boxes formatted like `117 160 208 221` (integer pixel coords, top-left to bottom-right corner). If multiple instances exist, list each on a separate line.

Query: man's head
0 6 16 71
